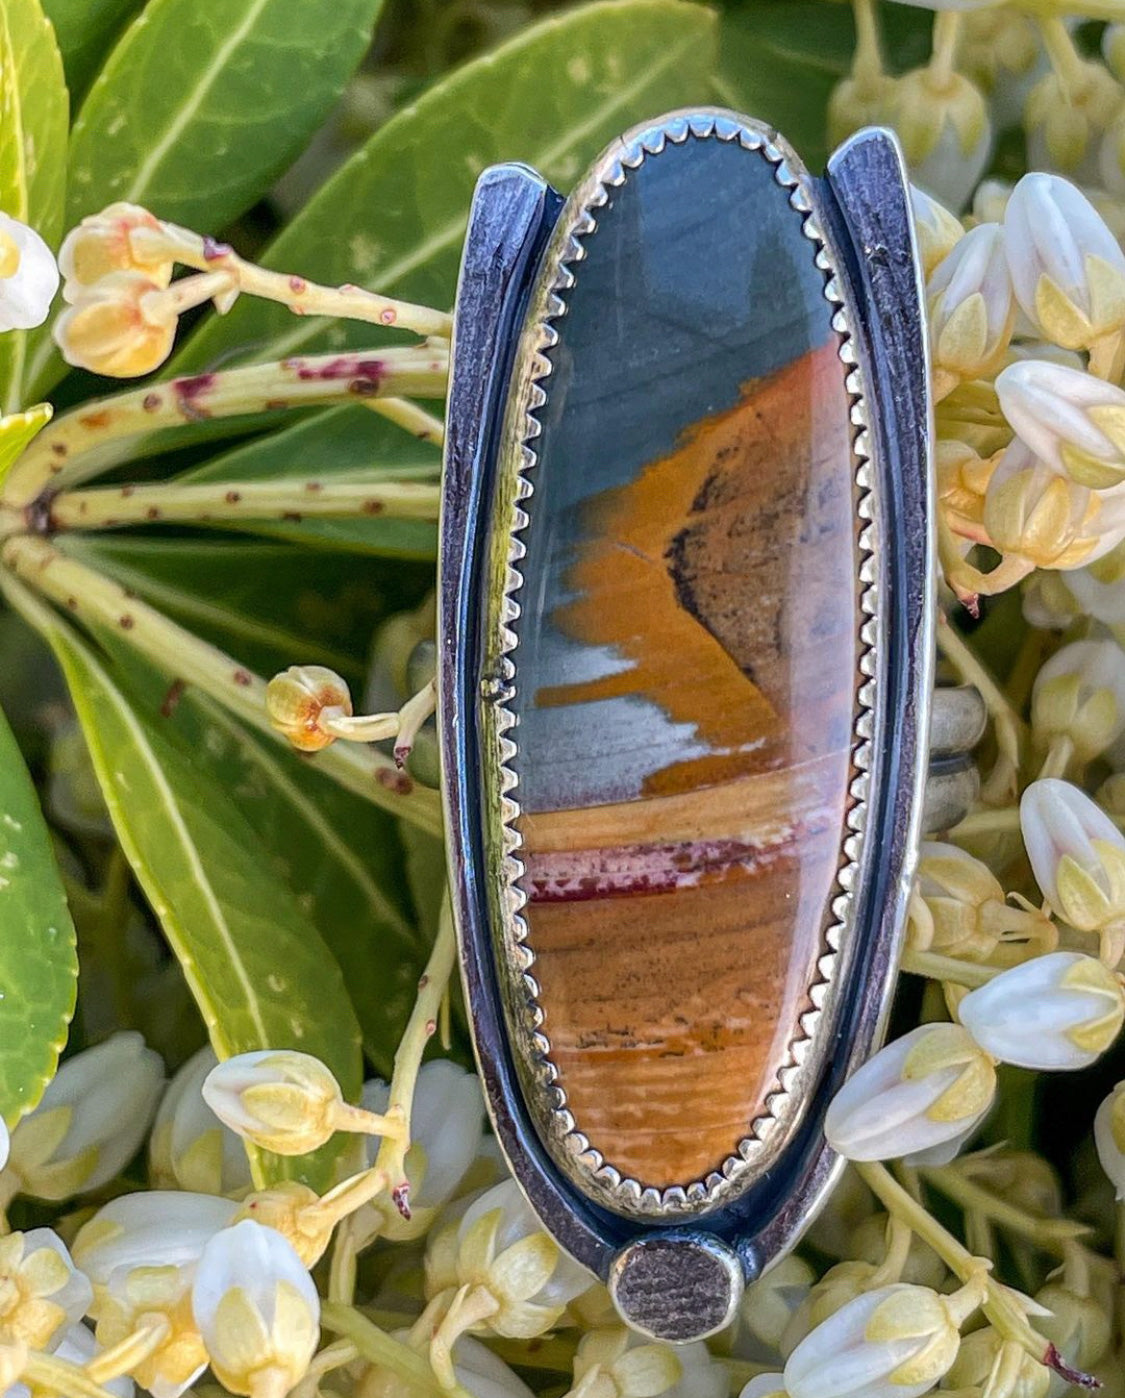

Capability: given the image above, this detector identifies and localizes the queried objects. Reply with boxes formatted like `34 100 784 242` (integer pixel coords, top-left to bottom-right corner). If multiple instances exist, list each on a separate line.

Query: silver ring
439 110 983 1342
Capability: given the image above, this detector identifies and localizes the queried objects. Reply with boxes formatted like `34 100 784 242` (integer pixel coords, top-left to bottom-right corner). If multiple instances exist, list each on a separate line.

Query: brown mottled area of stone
518 342 857 1192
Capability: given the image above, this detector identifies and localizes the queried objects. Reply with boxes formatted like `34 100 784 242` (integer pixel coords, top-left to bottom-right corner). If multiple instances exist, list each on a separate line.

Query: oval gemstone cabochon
492 117 867 1215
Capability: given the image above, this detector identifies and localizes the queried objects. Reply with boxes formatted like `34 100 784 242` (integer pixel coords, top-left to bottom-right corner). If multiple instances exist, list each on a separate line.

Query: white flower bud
783 1283 973 1398
928 223 1014 398
191 1220 319 1398
1056 560 1125 626
910 185 963 280
894 69 992 212
972 177 1011 225
74 1191 239 1288
449 1180 592 1336
356 1060 484 1239
97 1264 206 1398
567 1326 727 1398
4 1032 164 1202
202 1049 352 1156
0 213 59 330
997 359 1125 491
1003 174 1125 352
959 951 1125 1069
1032 638 1125 762
825 1023 996 1164
780 1261 879 1358
740 1378 788 1398
150 1046 252 1197
1095 1081 1125 1198
0 1230 93 1350
1021 779 1125 946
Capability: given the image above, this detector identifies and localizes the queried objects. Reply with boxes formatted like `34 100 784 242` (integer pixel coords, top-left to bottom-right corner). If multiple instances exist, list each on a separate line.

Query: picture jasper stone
499 128 860 1210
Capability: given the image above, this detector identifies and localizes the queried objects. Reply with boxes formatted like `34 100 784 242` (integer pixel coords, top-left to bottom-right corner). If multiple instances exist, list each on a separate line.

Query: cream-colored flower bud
828 74 898 150
738 1254 815 1358
1021 779 1125 957
894 69 992 212
961 8 1041 126
981 442 1125 579
265 666 353 752
192 1220 318 1398
1023 569 1082 631
997 359 1125 491
911 185 964 280
909 840 1053 961
1004 174 1125 356
202 1049 359 1156
566 1326 727 1398
937 439 999 546
74 1191 239 1289
971 177 1011 225
442 1180 592 1337
232 1183 329 1268
1036 1281 1112 1390
825 1023 996 1165
3 1031 164 1202
150 1045 252 1197
945 1326 1050 1396
0 213 58 331
1095 1081 1125 1198
959 951 1125 1069
1025 62 1124 183
54 271 180 377
1032 638 1125 763
928 223 1014 399
0 1230 92 1350
59 204 173 295
97 1264 207 1398
784 1281 979 1398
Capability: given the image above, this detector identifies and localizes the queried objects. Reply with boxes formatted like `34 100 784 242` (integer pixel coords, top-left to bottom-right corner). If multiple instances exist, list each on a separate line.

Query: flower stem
161 224 453 340
374 896 459 1218
919 1163 1090 1253
851 0 883 89
47 476 441 531
24 1354 129 1398
929 12 962 88
1038 15 1089 90
84 1320 170 1384
900 947 999 988
320 1301 470 1398
938 614 1025 790
1 346 449 511
0 535 444 834
854 1161 1062 1372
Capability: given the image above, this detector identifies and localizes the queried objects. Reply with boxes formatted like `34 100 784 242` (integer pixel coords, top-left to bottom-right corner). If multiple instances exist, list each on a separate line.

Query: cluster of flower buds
908 168 1125 604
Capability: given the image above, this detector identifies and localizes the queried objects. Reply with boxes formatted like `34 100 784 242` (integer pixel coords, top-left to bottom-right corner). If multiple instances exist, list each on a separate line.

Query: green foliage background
0 0 932 1191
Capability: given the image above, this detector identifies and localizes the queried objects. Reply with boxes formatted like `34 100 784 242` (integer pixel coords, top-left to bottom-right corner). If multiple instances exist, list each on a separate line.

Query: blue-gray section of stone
509 134 832 814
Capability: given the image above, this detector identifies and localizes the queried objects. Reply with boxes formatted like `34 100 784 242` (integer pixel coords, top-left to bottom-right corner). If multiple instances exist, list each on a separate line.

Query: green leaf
41 0 143 102
0 403 51 489
713 1 932 173
0 0 68 412
0 702 78 1125
174 0 718 374
166 694 427 1078
26 596 362 1189
63 532 433 683
66 0 385 230
181 406 440 558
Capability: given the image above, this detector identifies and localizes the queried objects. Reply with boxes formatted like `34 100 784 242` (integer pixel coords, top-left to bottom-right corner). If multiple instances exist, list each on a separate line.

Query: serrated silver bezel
478 109 878 1220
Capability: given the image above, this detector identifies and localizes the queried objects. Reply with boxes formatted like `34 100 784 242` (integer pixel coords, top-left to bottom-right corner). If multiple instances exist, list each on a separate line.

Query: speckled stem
0 535 444 834
1 345 449 511
47 476 441 531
